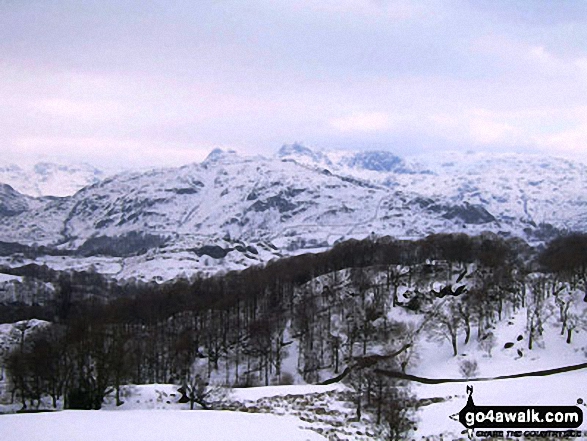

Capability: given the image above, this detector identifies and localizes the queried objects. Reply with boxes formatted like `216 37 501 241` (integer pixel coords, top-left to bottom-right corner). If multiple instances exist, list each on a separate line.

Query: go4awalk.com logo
451 386 585 439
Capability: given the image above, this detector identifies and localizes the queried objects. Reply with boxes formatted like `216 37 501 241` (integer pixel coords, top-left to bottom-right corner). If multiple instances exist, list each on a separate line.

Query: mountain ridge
0 145 585 280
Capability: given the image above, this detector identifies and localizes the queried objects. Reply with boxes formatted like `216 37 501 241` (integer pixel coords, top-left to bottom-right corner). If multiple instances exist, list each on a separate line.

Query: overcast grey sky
2 0 587 169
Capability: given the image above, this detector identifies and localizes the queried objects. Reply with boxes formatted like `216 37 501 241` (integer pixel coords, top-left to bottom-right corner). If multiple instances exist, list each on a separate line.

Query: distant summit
342 151 405 172
202 148 240 166
277 144 411 174
0 162 104 197
278 143 333 168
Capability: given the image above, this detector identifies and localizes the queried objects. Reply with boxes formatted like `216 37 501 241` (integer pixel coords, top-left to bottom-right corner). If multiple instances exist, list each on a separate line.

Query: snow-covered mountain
0 146 585 280
280 144 587 235
0 162 104 197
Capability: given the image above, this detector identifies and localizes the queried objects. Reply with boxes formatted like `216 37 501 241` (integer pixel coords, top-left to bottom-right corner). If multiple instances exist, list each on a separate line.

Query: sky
1 0 587 170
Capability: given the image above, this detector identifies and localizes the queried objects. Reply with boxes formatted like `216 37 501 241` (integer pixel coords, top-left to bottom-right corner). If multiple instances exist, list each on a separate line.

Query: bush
459 359 479 379
478 333 496 357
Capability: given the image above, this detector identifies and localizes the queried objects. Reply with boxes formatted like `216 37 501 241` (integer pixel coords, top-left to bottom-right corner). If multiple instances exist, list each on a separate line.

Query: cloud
468 116 519 146
1 1 586 166
539 127 587 153
426 106 587 156
330 112 397 133
532 107 587 154
289 0 419 19
8 137 214 171
35 99 128 121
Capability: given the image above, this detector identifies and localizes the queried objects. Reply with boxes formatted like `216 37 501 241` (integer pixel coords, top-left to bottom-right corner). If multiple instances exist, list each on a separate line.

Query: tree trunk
451 334 458 357
356 381 362 420
116 384 122 406
464 318 470 345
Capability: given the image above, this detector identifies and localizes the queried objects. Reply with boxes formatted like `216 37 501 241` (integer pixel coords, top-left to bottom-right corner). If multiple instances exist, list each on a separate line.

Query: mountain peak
0 183 29 216
202 148 239 166
343 150 405 172
278 143 315 157
277 143 332 167
278 145 410 174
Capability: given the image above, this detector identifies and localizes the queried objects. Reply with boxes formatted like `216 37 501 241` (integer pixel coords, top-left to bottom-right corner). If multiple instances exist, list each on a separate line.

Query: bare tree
428 302 463 356
478 332 496 357
180 363 230 410
526 276 549 350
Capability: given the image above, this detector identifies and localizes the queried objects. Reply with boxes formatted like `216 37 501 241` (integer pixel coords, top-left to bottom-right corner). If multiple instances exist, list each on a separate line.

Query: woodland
1 231 587 438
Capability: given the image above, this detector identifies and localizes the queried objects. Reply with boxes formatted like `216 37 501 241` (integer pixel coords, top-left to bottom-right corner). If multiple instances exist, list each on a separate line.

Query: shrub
459 359 479 379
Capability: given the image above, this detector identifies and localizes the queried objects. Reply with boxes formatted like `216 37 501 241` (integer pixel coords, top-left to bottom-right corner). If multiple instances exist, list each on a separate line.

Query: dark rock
194 245 231 259
170 185 202 195
250 194 298 213
77 232 167 257
442 203 496 224
345 151 405 172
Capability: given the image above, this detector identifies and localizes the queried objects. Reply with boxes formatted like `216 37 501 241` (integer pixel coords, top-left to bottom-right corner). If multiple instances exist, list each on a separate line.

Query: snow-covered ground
1 374 584 440
0 382 363 441
229 383 349 402
0 409 327 441
415 304 587 379
0 273 22 283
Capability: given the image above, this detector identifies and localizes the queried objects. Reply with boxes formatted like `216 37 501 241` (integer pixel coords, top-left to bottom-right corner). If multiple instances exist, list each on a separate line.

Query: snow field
0 409 327 441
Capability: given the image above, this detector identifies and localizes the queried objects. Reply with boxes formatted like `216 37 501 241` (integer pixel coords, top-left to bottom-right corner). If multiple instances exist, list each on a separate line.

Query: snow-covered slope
1 260 587 438
0 162 104 197
0 409 328 441
0 184 31 217
0 146 585 280
279 145 587 236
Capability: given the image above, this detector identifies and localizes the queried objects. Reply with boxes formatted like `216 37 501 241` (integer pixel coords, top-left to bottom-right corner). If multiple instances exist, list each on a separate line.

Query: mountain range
0 145 585 281
0 162 104 198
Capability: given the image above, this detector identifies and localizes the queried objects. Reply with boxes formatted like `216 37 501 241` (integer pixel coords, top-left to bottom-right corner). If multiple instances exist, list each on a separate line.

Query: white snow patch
0 273 22 283
0 410 326 441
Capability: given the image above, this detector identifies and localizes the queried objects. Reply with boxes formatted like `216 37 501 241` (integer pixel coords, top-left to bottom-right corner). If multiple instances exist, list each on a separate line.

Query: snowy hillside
0 146 585 281
1 262 587 439
279 144 587 236
1 231 587 439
